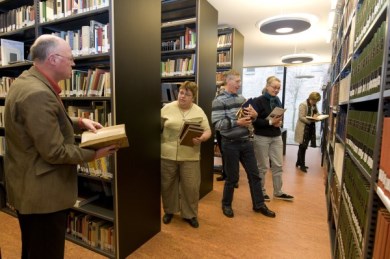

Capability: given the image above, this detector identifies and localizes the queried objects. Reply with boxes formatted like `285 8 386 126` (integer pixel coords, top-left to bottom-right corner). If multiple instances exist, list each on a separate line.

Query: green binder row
337 197 361 258
351 21 385 99
343 156 371 244
354 0 387 47
346 110 378 173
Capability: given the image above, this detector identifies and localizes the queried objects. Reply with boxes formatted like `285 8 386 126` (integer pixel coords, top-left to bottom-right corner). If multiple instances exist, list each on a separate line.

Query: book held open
266 107 286 120
80 124 129 149
306 114 329 121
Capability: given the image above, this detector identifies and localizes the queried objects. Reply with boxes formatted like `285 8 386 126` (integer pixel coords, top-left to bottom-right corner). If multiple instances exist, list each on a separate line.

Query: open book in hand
179 121 203 146
266 107 286 120
80 124 129 149
306 114 329 121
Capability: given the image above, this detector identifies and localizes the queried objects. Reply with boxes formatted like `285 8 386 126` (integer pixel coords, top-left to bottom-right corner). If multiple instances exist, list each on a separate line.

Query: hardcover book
80 124 129 149
179 121 203 146
306 114 329 121
266 107 286 120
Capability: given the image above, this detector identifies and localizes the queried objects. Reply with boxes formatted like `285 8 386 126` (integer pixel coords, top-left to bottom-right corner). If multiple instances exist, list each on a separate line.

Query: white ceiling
207 0 333 67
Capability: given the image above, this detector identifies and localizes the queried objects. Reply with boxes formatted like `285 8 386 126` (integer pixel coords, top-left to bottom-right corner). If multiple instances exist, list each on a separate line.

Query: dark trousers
216 131 226 178
17 209 68 259
221 138 265 209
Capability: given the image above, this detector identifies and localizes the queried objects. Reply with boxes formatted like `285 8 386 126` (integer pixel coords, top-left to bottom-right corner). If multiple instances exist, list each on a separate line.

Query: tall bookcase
161 0 217 198
325 0 390 258
216 27 244 90
0 0 161 258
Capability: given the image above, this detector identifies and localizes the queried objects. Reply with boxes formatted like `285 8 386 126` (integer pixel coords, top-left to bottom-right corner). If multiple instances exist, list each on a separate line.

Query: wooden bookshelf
0 0 162 258
161 0 217 198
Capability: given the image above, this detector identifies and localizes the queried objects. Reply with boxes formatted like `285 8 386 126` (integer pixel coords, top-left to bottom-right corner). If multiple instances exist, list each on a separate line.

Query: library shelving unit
325 0 390 258
216 27 244 90
161 0 217 198
213 27 244 173
0 0 162 258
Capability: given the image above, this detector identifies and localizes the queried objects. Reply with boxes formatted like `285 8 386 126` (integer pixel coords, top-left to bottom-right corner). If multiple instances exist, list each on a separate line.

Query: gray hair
30 35 61 61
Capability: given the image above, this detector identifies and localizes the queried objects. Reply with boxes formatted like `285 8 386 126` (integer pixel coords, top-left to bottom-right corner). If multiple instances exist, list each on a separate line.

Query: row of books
337 197 361 258
373 208 390 259
335 108 347 141
0 4 35 33
67 210 115 253
52 20 110 56
377 118 390 198
67 102 111 127
350 21 384 99
217 33 232 48
0 77 15 97
78 156 113 180
161 55 195 77
343 156 371 244
0 136 5 156
59 68 111 97
354 0 386 48
39 0 109 23
217 50 231 67
346 110 378 172
0 106 4 128
339 74 350 103
0 38 25 66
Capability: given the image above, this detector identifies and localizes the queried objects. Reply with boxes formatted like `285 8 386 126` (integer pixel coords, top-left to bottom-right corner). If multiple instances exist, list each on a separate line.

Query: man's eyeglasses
54 54 74 62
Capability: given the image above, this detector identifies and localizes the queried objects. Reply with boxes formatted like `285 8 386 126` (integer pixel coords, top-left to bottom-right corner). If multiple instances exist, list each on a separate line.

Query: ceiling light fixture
281 53 316 64
256 14 317 35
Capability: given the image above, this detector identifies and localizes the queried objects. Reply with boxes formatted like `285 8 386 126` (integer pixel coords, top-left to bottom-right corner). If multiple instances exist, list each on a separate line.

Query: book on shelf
80 124 129 149
74 193 99 208
266 107 286 120
0 39 24 66
306 114 329 121
179 121 203 146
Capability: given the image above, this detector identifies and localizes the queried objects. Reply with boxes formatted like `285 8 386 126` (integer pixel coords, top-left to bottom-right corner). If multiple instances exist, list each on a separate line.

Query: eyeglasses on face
54 54 74 62
178 90 193 97
268 85 281 91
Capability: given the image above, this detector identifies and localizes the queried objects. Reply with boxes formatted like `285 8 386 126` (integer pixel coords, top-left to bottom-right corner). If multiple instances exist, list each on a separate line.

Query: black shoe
184 217 199 228
162 213 173 224
263 194 271 202
222 206 234 218
296 162 308 169
254 204 276 218
274 193 294 201
300 166 307 173
216 175 226 181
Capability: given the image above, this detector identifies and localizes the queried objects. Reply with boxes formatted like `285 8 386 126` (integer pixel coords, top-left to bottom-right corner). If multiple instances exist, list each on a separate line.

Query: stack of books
179 121 203 146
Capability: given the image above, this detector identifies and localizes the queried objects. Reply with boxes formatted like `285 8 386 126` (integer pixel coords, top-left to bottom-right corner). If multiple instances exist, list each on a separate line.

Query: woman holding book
294 92 322 172
252 76 294 201
160 81 211 228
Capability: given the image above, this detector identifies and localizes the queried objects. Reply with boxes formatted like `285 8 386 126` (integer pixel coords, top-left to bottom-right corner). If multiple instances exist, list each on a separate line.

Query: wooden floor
0 145 331 258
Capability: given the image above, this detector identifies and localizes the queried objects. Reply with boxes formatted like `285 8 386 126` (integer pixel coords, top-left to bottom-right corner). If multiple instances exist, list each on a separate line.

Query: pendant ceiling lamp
256 13 317 35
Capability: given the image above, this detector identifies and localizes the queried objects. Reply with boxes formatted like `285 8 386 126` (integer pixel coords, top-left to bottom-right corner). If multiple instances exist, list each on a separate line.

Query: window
243 63 330 146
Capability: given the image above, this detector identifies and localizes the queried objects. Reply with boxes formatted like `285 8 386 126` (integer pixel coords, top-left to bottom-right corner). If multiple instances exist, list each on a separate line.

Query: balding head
30 35 64 62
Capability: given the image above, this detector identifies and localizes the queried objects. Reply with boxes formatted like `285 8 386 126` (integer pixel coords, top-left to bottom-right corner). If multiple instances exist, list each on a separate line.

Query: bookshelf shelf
376 186 390 213
161 0 217 198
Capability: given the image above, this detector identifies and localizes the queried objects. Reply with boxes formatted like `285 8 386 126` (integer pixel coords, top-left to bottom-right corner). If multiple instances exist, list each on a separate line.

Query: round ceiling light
281 53 316 64
256 14 317 35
